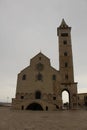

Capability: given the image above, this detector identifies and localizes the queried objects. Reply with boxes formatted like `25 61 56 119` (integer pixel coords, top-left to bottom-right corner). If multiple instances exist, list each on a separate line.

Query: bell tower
57 19 78 109
57 19 74 83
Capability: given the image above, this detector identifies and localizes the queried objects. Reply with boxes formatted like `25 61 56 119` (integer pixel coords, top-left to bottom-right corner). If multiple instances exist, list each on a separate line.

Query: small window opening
52 75 56 80
65 62 68 67
37 73 43 80
21 105 24 110
63 40 67 45
64 52 67 56
61 33 68 37
84 96 87 100
65 74 68 80
22 74 26 80
21 96 24 99
35 91 41 99
46 106 48 111
39 57 41 60
53 97 56 100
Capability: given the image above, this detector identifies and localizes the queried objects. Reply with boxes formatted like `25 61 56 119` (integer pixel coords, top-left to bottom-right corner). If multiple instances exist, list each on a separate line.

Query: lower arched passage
26 103 43 111
62 89 70 109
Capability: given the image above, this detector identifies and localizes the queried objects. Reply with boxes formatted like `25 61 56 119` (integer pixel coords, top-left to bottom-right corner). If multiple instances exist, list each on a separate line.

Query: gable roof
31 52 50 61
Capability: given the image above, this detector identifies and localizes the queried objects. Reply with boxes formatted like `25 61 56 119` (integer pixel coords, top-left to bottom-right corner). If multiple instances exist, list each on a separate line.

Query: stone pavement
0 107 87 130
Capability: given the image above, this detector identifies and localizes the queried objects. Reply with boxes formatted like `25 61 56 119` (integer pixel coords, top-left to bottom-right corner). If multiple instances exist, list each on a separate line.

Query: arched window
52 74 56 80
37 73 43 81
63 40 67 45
35 91 41 99
22 74 26 80
65 62 68 67
65 74 68 80
21 105 24 110
53 96 56 100
39 57 41 60
64 52 68 56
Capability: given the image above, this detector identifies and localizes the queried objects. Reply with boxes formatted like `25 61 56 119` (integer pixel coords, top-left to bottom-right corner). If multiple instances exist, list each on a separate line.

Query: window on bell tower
61 33 68 37
64 52 68 56
63 40 67 45
65 62 68 67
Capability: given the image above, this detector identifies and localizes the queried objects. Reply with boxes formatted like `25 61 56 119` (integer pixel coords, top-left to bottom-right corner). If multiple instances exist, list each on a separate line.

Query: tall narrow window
21 105 24 110
39 57 41 60
65 62 68 67
35 91 41 99
64 52 67 56
22 74 26 80
63 40 67 45
37 73 43 80
46 106 48 111
52 75 56 80
65 74 68 80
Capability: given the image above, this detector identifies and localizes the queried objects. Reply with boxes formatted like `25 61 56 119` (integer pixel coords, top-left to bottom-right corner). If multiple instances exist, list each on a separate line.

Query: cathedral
12 19 78 110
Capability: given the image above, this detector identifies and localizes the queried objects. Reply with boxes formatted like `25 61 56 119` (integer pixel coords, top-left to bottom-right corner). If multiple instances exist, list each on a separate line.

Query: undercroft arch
26 103 43 110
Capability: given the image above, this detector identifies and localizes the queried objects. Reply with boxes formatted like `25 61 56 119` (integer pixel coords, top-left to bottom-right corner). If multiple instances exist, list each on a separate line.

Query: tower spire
59 19 69 28
57 19 78 109
57 19 71 36
58 19 74 83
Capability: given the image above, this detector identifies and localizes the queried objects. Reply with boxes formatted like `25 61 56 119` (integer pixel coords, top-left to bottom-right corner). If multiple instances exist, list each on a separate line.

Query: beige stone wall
12 53 61 110
16 53 60 94
78 93 87 108
12 19 78 110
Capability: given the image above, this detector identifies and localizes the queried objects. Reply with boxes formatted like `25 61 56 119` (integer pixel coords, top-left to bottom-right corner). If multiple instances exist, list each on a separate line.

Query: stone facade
12 19 78 110
78 93 87 108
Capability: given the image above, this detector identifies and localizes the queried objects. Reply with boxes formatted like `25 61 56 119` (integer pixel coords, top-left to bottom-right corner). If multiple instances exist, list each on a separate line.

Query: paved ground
0 107 87 130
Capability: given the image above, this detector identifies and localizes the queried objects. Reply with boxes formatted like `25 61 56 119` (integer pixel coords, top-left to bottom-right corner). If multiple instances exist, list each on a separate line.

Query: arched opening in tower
26 103 43 110
62 90 70 109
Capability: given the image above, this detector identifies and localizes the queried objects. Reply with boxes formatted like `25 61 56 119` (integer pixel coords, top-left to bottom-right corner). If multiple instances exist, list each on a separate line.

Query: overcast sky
0 0 87 102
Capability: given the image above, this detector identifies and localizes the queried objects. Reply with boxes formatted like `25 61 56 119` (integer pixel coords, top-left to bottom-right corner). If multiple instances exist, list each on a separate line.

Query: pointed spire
57 19 71 36
59 19 68 28
40 49 42 53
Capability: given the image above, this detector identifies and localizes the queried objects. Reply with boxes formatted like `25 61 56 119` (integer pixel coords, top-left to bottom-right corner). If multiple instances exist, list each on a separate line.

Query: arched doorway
62 90 70 109
26 103 43 110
